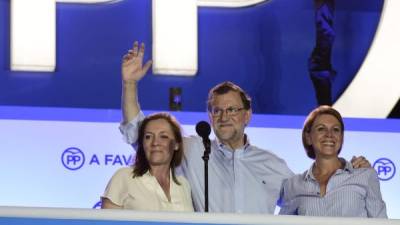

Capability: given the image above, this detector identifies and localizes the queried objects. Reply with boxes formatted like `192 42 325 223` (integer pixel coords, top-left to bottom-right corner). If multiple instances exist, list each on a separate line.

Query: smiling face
142 118 178 167
208 90 251 149
305 114 344 160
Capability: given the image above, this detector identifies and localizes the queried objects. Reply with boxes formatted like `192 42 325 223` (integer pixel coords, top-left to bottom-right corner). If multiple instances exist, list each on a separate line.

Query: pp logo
62 147 85 170
93 201 102 209
373 158 396 181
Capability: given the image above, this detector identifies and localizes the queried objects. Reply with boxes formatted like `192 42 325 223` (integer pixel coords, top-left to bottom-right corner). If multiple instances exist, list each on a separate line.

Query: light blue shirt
279 160 387 218
120 111 294 213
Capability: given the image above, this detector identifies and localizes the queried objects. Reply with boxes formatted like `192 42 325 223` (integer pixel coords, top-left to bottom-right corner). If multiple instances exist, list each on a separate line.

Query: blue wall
0 0 383 115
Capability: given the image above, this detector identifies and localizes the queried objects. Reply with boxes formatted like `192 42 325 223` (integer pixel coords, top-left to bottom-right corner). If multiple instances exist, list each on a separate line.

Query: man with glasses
119 41 370 214
194 81 294 213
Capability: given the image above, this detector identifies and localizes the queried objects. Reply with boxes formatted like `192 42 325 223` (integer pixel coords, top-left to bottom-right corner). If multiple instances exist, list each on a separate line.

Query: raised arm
121 41 152 124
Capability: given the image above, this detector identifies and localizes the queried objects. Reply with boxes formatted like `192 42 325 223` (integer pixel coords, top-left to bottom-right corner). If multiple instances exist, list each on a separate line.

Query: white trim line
0 206 398 225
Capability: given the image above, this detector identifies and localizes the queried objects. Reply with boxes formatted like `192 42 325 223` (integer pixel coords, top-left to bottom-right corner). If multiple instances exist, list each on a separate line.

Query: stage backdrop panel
0 106 399 218
0 0 392 116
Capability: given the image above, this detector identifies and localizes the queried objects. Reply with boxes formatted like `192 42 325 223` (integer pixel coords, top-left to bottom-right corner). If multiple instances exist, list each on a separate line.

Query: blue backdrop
0 0 383 115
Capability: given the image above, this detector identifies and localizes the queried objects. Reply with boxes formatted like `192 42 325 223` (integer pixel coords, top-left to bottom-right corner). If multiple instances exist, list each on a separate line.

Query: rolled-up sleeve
101 168 130 206
365 169 387 218
119 111 146 145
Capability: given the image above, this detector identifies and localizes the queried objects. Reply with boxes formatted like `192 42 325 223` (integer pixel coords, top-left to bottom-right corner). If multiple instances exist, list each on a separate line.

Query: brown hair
207 81 251 112
302 105 344 159
133 112 183 185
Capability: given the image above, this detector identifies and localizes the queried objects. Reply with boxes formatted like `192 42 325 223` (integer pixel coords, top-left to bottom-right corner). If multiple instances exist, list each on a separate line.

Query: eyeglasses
210 106 245 117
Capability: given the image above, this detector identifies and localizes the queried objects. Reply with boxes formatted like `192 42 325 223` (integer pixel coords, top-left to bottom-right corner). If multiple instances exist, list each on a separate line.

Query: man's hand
122 41 152 83
351 156 371 169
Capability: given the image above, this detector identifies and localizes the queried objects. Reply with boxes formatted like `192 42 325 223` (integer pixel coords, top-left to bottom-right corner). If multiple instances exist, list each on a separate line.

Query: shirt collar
142 169 173 181
215 134 250 157
304 164 315 181
304 158 354 181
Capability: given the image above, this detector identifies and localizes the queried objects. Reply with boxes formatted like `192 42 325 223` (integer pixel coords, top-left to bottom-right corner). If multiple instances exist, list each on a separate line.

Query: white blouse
102 167 193 212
